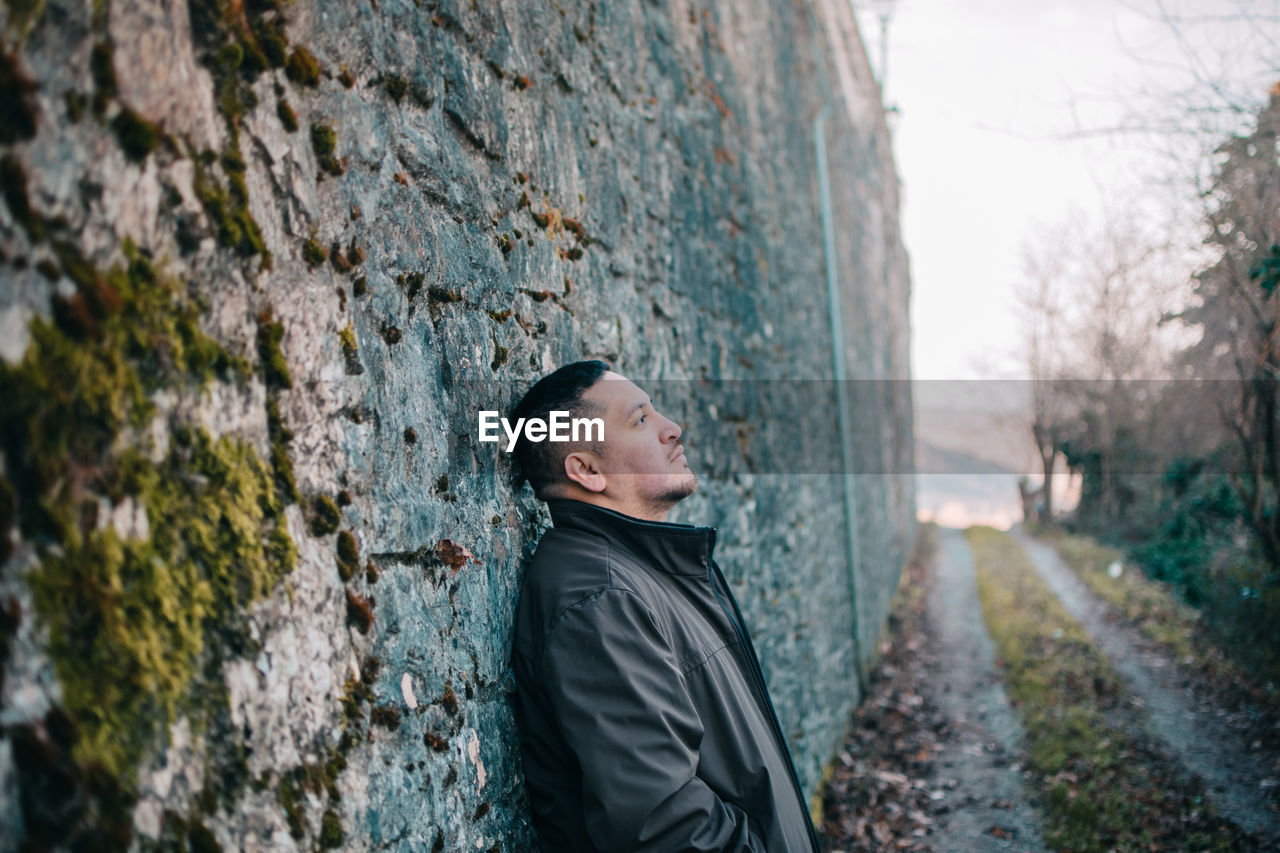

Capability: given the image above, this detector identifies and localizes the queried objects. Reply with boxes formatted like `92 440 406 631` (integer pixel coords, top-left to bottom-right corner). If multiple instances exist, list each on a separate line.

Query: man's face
576 371 697 518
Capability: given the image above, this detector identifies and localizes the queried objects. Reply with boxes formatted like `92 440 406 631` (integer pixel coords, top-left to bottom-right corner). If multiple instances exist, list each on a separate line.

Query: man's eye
637 414 646 425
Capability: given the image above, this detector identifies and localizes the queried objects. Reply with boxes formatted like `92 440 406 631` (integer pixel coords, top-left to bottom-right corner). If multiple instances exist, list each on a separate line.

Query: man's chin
658 473 698 505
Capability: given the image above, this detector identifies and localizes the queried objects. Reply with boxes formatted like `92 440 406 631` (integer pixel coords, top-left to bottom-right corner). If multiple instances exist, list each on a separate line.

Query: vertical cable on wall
814 106 866 694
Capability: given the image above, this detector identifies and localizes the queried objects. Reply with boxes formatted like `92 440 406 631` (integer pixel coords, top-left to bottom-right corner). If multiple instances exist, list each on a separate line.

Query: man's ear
564 450 606 493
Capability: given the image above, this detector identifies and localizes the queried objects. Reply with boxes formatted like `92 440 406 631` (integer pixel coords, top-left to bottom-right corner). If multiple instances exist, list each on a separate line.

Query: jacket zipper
706 530 822 851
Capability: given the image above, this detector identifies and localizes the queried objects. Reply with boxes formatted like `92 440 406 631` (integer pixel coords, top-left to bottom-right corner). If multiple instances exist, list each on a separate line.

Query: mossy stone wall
0 0 913 848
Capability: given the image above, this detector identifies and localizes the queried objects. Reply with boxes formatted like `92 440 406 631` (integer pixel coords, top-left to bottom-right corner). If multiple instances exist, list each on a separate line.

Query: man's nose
659 412 682 442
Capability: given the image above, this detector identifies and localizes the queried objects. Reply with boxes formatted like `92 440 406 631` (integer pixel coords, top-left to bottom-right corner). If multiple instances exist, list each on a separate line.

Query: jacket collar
546 499 716 577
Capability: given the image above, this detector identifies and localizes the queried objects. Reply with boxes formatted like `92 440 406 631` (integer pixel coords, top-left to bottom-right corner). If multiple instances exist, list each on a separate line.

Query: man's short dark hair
510 360 610 498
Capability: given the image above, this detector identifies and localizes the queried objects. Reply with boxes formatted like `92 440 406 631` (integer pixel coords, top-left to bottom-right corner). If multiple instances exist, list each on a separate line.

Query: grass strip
1029 524 1280 782
1028 524 1206 665
967 526 1256 852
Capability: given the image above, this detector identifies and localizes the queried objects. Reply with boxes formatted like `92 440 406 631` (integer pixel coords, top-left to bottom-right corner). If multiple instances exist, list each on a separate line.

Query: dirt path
923 528 1047 853
1010 527 1280 844
821 527 1049 851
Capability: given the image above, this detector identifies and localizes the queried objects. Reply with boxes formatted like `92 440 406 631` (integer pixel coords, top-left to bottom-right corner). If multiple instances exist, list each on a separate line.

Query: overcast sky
854 0 1280 381
849 0 1280 526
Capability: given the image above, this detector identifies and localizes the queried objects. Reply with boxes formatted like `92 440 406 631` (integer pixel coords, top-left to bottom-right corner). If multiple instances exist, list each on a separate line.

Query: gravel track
923 528 1047 852
1010 526 1280 844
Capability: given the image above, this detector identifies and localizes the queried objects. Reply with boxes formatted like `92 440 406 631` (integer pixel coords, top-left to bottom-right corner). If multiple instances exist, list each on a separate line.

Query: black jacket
511 499 822 852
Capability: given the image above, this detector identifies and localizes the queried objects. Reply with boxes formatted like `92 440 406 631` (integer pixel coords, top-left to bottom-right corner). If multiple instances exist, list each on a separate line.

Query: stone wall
0 0 913 848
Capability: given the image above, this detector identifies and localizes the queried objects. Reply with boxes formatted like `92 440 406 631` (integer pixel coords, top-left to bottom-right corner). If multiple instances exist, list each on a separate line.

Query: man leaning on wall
507 360 822 852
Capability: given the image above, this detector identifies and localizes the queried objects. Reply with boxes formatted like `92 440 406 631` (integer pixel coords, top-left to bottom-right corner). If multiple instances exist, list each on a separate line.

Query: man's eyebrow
626 398 651 418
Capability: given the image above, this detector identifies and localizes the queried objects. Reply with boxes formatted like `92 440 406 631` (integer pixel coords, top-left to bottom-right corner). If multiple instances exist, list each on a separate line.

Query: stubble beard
655 471 698 507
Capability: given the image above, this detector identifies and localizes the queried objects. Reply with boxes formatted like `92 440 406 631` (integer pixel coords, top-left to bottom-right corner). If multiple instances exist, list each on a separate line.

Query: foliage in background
1046 90 1280 687
1181 87 1280 568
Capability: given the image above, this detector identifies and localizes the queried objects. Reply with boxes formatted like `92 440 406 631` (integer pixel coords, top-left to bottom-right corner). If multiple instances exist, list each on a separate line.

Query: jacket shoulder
514 528 616 657
528 527 615 594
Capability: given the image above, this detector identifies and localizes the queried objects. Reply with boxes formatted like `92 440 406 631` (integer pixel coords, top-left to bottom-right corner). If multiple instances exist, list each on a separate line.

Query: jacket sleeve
540 587 767 853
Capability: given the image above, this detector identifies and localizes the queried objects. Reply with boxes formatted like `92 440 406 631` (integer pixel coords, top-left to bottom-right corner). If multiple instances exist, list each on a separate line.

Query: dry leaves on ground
820 558 948 851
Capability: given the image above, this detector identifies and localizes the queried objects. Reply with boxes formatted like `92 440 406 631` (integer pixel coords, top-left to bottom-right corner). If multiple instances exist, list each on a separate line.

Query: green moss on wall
285 46 320 87
275 97 298 132
310 122 343 176
339 323 363 375
266 397 300 504
310 122 335 157
186 821 220 853
179 2 294 276
308 495 341 536
302 237 326 267
193 155 269 264
279 775 307 839
258 672 370 847
255 313 292 390
31 429 295 777
0 241 298 842
319 808 344 847
193 0 290 117
336 530 359 582
345 588 373 634
0 477 15 563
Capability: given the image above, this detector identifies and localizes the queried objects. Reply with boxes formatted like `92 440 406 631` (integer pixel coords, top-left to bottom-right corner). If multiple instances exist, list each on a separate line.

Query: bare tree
1016 203 1186 526
1015 218 1075 522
